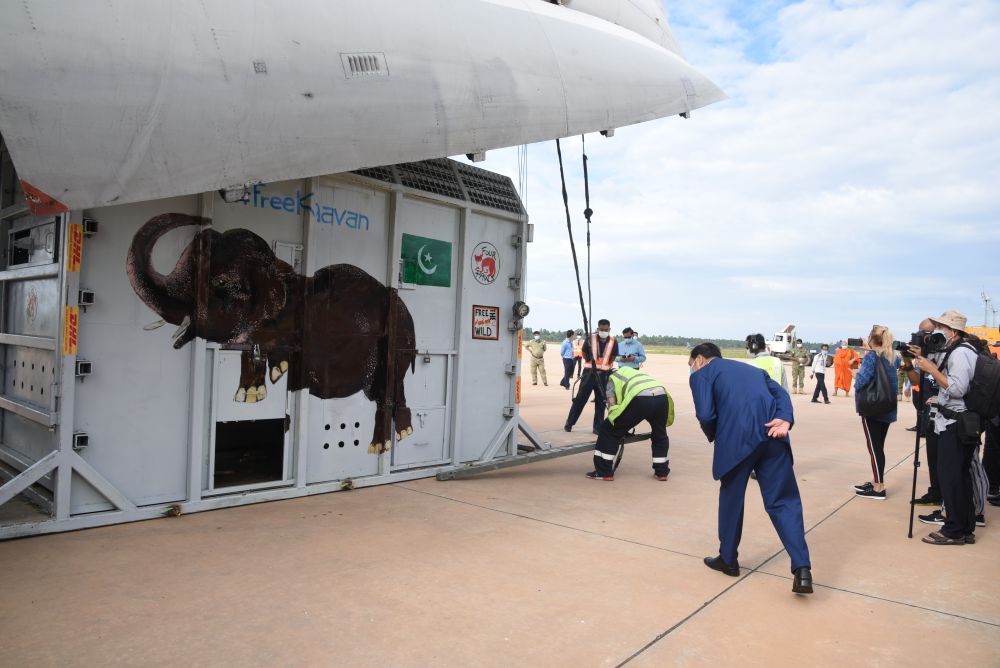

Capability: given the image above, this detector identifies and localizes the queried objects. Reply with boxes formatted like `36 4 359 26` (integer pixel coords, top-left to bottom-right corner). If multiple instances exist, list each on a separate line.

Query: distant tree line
526 327 827 350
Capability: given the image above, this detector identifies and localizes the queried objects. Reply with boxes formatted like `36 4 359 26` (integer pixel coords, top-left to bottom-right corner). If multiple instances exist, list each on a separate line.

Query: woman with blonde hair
853 325 901 500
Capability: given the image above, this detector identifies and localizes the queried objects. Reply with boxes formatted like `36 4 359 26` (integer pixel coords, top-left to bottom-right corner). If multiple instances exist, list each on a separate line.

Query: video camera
892 330 947 358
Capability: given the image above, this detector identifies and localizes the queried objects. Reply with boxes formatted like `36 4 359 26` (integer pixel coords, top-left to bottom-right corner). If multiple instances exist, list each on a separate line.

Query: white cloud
474 0 1000 341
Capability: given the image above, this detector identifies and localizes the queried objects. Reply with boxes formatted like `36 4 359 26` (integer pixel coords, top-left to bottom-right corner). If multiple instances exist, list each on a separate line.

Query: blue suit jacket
689 358 795 480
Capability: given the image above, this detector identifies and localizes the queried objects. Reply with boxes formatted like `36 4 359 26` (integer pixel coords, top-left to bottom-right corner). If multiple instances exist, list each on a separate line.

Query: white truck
764 325 797 359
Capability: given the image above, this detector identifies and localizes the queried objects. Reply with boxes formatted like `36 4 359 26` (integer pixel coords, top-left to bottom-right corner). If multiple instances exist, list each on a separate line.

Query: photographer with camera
910 311 983 545
903 319 943 507
853 326 901 500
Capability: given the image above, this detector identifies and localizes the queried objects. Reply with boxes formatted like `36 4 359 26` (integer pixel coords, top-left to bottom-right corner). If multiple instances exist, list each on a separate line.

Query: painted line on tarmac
752 570 1000 628
615 444 941 666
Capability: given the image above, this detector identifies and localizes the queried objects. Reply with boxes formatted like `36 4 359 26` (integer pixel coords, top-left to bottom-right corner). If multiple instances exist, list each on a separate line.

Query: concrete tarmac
1 350 998 666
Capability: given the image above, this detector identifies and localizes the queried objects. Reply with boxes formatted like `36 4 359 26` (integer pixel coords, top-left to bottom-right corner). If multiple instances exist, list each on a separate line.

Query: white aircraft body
0 0 724 214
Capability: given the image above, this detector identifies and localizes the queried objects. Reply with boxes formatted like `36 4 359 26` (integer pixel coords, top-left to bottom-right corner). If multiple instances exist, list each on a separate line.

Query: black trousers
937 422 976 538
560 358 575 388
811 373 829 402
593 395 670 477
983 419 1000 492
574 357 582 377
861 417 891 484
566 371 607 432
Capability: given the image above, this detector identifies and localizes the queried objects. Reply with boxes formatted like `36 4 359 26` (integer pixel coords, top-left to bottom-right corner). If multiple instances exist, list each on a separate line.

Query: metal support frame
436 432 653 481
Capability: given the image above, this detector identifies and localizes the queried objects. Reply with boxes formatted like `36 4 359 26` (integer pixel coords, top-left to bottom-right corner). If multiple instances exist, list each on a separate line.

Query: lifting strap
556 136 608 404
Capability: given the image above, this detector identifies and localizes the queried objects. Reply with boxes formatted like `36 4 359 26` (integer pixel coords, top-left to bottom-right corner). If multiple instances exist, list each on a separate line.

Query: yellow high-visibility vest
607 367 674 426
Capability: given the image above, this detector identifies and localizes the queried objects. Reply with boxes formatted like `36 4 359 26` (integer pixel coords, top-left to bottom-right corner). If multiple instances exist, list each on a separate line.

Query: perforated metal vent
397 160 464 200
454 163 524 214
352 159 524 215
341 52 389 78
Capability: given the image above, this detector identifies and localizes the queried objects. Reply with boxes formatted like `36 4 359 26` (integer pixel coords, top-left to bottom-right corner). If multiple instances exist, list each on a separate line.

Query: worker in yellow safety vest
586 366 674 481
745 333 789 391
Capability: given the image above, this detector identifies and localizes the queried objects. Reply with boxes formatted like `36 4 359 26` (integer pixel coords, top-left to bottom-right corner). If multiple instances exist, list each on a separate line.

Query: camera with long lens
894 330 946 358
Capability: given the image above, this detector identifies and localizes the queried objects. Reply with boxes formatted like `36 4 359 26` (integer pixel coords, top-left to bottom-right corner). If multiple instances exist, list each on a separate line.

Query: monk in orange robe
833 344 859 396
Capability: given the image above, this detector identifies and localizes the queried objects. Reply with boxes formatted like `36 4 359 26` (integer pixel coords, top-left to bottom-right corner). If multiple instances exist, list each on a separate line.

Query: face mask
533 335 540 341
822 349 829 353
598 331 610 339
623 336 632 341
841 344 847 349
796 344 802 348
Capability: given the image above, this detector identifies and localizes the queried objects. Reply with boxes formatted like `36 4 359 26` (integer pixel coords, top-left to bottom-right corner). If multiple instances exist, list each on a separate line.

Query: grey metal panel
213 350 288 423
4 346 55 407
455 211 520 463
0 263 59 282
5 278 59 337
396 197 459 348
71 195 200 508
305 180 389 279
305 392 379 483
0 334 56 350
391 406 447 468
0 413 54 485
7 218 57 268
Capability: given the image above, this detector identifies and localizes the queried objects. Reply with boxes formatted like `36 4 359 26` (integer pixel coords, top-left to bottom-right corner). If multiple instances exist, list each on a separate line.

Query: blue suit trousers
718 438 811 572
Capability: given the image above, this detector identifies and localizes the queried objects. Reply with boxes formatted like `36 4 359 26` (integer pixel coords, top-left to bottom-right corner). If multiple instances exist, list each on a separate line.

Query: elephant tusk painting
126 213 418 454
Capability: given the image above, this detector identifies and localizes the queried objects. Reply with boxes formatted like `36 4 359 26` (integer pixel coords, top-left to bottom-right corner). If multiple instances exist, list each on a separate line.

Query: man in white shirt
810 344 831 404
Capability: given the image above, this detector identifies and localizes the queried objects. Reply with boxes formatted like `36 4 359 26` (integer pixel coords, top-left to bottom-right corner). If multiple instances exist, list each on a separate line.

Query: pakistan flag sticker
401 233 452 287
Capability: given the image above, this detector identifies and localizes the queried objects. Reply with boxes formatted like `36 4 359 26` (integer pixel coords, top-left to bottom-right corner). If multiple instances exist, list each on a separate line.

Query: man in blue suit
688 342 813 594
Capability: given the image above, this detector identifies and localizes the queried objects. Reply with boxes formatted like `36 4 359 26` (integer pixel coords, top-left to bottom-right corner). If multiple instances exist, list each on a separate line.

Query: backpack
947 341 1000 420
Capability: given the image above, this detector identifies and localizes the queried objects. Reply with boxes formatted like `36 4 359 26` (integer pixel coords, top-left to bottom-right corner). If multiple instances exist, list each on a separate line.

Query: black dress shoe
906 426 918 432
703 555 740 577
792 567 813 594
563 424 572 432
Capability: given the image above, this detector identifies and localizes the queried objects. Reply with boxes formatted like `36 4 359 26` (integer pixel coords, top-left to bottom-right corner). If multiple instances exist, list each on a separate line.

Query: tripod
907 409 927 538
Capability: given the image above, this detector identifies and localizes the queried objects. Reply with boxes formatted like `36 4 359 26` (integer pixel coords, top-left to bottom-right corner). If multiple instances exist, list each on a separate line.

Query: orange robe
833 348 859 392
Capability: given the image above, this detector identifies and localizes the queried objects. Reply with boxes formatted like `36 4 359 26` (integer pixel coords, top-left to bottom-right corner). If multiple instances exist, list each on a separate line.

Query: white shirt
812 352 829 374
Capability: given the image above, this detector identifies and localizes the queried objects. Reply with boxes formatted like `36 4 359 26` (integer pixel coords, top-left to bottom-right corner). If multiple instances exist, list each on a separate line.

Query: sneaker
976 514 986 527
585 470 614 481
856 488 886 500
919 510 945 525
965 533 976 545
913 492 942 506
654 473 669 482
987 489 1000 502
853 482 874 492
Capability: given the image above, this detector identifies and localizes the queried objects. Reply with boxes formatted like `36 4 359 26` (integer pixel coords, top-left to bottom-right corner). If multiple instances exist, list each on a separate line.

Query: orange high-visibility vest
589 333 616 371
572 339 584 357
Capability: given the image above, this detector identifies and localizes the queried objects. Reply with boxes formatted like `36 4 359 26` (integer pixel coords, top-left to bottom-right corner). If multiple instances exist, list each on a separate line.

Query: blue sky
473 0 1000 343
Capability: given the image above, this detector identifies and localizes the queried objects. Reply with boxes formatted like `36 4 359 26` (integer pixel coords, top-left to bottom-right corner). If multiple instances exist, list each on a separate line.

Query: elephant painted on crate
126 213 416 453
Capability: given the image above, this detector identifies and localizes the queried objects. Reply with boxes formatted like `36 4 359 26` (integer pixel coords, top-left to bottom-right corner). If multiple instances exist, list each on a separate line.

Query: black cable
556 138 608 406
556 138 590 338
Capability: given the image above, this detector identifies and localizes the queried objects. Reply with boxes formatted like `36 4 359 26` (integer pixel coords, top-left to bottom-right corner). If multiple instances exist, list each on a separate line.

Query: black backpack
950 342 1000 420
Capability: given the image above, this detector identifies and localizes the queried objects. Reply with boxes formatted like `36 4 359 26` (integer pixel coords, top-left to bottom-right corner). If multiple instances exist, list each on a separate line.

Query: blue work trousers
718 439 811 572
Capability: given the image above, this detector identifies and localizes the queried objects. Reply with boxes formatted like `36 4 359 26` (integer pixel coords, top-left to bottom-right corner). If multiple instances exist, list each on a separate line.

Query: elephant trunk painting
126 213 417 453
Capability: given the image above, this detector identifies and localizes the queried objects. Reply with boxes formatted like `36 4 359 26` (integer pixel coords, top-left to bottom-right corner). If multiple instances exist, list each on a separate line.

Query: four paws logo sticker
472 242 499 285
